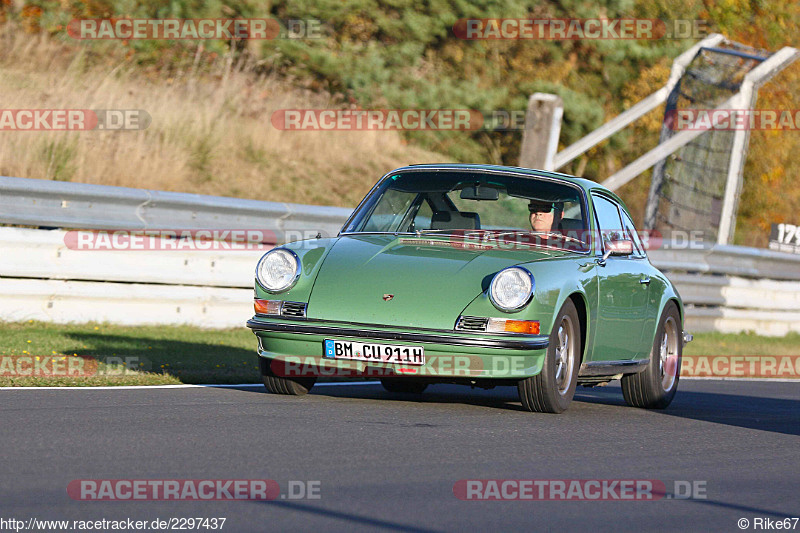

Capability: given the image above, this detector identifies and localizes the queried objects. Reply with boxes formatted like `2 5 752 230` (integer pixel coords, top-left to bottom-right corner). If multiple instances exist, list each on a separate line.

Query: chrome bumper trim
247 318 549 351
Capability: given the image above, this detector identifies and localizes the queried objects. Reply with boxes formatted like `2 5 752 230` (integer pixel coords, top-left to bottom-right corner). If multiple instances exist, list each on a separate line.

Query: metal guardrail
0 176 352 241
648 245 800 336
648 244 800 282
0 176 352 328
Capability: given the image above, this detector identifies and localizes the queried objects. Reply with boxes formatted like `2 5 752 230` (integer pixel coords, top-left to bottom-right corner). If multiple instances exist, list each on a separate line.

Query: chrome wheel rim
554 315 575 395
659 316 679 391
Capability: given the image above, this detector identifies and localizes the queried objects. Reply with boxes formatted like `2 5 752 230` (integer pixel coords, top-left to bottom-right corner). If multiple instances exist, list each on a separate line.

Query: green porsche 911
247 164 690 413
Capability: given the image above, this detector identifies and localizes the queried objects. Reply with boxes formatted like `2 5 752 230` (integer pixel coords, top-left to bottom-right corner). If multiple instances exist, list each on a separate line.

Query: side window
620 210 645 256
591 195 624 252
361 188 416 232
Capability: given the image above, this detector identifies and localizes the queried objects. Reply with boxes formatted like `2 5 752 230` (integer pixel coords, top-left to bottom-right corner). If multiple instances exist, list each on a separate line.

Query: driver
528 200 563 232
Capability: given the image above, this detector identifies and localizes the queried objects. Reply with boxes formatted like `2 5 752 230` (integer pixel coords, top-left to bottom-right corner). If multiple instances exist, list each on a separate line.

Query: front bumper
247 316 549 379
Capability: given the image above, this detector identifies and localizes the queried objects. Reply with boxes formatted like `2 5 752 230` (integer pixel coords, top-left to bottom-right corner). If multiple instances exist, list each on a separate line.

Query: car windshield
343 171 590 251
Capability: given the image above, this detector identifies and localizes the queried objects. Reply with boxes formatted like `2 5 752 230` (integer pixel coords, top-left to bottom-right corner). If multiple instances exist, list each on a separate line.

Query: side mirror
599 239 633 263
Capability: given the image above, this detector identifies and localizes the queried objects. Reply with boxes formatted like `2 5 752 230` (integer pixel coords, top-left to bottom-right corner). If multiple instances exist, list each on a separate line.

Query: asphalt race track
1 379 798 532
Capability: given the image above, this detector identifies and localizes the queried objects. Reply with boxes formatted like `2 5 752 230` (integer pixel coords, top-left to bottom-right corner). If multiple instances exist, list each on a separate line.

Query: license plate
323 339 425 365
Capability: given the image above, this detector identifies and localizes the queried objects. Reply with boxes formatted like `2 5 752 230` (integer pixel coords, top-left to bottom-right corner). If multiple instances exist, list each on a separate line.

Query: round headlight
256 249 300 293
489 267 534 312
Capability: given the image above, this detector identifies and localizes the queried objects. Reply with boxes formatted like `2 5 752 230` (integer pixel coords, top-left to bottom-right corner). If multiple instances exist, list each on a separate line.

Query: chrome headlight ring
255 248 301 294
489 266 535 312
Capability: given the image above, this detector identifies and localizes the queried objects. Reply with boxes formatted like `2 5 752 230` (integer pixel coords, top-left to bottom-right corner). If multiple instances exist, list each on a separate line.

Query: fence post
519 93 563 171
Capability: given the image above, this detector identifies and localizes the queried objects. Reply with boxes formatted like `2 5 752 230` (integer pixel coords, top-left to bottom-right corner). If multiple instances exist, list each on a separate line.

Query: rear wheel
518 299 581 413
259 356 316 395
380 378 428 394
621 302 681 409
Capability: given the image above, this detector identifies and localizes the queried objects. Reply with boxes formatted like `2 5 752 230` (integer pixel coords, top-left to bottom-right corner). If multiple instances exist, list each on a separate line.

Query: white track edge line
1 378 797 390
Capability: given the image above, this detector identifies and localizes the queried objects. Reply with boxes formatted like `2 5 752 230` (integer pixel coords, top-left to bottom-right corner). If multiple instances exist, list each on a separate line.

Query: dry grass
0 26 448 207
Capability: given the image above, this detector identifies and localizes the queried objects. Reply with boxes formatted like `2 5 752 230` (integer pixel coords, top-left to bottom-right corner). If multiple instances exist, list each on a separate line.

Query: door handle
639 276 651 285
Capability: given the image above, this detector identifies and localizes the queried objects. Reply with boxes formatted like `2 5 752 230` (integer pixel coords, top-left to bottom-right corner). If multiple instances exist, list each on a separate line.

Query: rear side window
591 194 624 251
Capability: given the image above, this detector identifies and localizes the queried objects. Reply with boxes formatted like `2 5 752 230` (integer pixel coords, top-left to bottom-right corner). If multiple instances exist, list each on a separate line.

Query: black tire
621 301 682 409
259 356 316 395
518 299 581 413
380 378 428 394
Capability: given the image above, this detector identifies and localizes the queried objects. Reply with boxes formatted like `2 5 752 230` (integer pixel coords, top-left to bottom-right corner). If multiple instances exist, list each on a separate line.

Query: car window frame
590 191 641 260
619 207 647 259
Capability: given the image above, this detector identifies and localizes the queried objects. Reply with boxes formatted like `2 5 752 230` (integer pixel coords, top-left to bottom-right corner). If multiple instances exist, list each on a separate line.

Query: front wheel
259 356 316 395
518 299 581 413
621 302 682 409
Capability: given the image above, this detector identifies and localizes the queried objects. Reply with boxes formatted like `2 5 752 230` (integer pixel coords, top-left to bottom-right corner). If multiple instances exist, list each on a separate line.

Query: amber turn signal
487 318 540 334
503 319 540 334
254 299 282 315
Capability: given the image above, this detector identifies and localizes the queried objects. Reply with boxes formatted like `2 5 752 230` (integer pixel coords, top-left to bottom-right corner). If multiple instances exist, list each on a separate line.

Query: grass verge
1 322 798 386
0 321 259 386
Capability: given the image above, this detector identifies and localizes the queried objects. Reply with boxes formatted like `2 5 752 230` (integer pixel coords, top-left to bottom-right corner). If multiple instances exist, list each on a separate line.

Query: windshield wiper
529 231 588 247
471 230 587 249
415 229 473 236
412 229 587 249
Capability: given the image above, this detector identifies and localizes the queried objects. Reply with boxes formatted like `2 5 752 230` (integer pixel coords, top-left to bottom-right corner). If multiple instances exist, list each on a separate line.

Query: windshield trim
338 167 593 255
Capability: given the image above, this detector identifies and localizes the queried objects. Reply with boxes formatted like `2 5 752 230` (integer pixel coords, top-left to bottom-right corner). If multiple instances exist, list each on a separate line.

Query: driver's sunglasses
529 203 555 214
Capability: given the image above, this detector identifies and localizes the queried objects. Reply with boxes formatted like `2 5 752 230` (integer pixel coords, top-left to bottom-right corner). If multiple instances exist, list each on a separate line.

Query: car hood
306 234 566 329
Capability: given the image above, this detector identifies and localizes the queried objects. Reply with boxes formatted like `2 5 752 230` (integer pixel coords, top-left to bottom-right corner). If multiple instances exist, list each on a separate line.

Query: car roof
394 163 625 206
